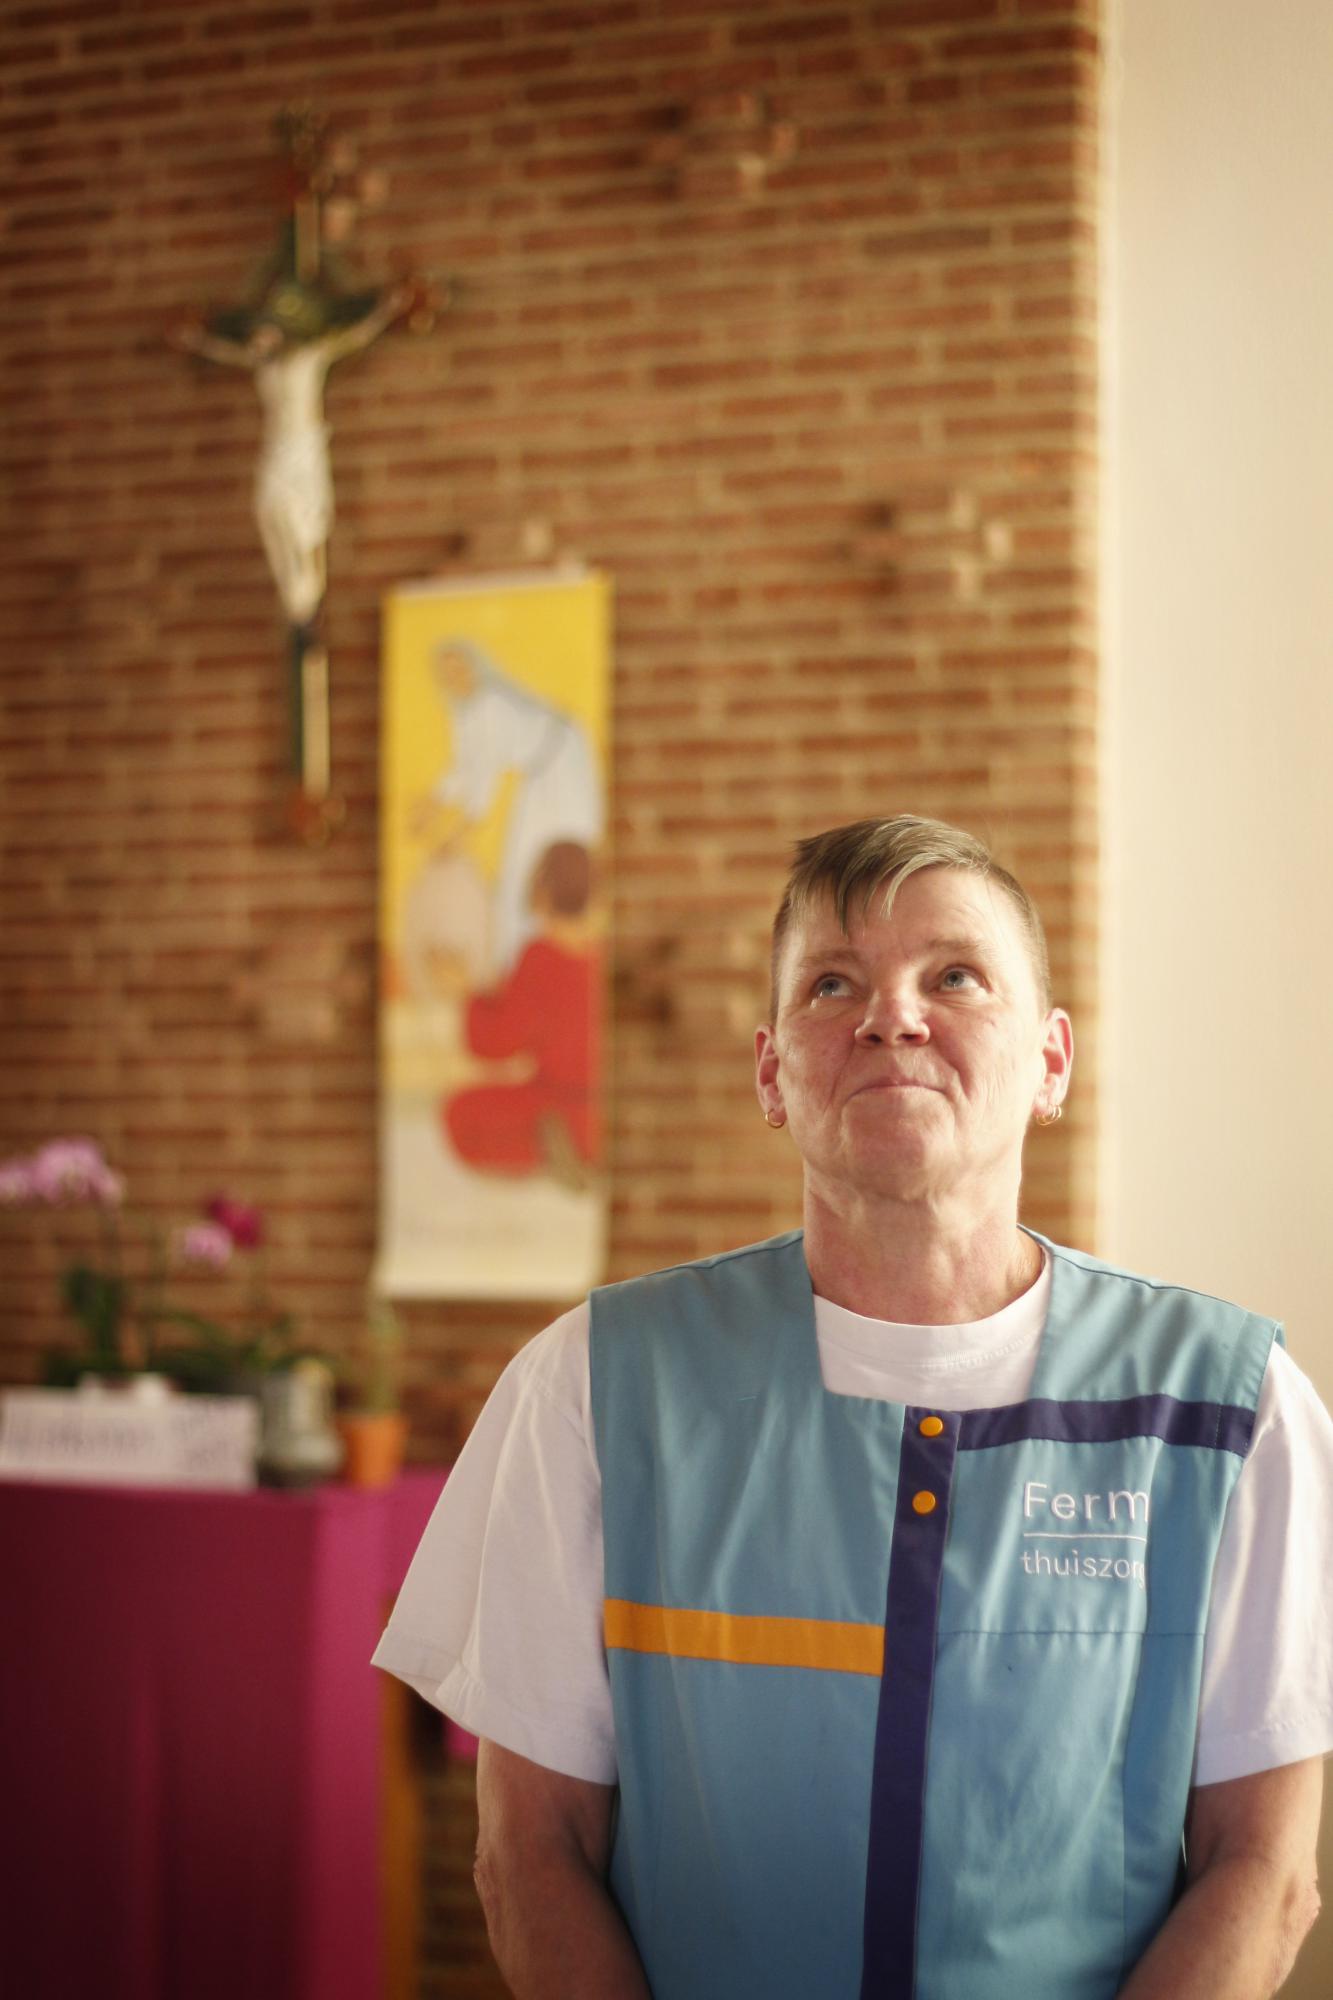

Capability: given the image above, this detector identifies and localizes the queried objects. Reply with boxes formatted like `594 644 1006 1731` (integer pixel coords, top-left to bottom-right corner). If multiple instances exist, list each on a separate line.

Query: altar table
0 1469 445 2000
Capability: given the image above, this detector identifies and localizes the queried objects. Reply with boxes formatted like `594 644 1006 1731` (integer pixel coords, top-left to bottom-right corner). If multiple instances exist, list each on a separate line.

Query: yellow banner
377 570 611 1300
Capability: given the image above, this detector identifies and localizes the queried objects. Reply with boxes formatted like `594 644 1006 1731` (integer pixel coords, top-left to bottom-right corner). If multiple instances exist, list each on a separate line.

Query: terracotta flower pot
336 1411 408 1489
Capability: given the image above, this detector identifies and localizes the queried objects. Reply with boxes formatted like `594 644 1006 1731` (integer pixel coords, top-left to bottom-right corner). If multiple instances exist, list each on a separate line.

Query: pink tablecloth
0 1469 444 2000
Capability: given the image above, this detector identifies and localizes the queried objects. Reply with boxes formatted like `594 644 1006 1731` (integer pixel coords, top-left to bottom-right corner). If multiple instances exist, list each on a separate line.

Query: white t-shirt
373 1252 1333 1790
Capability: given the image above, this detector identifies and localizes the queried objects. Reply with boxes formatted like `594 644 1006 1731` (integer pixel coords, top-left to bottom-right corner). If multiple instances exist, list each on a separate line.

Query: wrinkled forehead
775 866 1039 1003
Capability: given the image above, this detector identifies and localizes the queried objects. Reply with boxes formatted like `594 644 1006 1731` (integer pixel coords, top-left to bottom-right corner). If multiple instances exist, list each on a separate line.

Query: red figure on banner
443 843 602 1187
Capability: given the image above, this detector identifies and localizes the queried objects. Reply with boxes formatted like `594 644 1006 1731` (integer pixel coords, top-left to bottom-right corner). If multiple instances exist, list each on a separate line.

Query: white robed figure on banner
414 640 603 979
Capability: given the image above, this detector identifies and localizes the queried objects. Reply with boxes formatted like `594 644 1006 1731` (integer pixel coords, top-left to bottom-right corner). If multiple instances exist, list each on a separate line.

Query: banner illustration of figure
414 639 604 979
443 840 602 1185
378 572 610 1300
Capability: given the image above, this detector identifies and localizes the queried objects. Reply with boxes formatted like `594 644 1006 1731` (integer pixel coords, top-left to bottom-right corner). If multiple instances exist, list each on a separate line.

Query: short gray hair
768 815 1052 1016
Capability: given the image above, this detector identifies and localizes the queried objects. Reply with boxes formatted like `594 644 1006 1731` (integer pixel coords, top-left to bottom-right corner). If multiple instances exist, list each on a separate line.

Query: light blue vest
589 1231 1278 2000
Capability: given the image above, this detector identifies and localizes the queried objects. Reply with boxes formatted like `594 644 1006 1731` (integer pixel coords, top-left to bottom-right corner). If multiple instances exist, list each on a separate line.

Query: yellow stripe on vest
604 1598 884 1677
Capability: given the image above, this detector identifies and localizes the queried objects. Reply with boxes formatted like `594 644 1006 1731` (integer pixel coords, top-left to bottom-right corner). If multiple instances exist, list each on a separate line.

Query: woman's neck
801 1188 1041 1326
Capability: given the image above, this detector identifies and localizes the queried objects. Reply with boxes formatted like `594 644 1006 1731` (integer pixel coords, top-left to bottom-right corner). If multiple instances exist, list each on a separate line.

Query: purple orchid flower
27 1139 124 1208
174 1220 234 1271
205 1196 265 1250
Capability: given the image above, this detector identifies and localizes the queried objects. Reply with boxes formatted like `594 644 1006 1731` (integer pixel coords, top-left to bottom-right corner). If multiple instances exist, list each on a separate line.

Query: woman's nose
855 985 928 1043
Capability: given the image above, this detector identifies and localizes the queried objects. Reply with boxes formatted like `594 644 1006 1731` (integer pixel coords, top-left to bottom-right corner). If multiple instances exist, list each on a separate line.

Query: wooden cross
174 106 437 843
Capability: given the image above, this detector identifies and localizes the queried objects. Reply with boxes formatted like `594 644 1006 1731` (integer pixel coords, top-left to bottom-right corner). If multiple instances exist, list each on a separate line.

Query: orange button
912 1491 937 1516
918 1416 945 1438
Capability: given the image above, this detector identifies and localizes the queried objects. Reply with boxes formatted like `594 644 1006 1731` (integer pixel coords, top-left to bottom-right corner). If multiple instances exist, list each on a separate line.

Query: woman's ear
1034 1008 1074 1118
754 1025 785 1126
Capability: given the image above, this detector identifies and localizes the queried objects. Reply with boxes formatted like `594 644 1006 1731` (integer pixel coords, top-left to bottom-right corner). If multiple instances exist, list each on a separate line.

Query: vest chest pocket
940 1441 1166 1640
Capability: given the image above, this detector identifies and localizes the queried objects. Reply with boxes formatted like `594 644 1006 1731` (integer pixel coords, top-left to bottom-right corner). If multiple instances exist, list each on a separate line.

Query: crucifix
174 107 436 843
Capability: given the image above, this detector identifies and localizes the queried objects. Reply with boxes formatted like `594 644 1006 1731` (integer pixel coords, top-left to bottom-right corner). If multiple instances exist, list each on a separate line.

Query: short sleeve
1194 1344 1333 1785
371 1302 616 1784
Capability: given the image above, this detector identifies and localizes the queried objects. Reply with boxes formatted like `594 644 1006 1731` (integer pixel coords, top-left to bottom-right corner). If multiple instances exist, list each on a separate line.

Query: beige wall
1105 1 1333 1988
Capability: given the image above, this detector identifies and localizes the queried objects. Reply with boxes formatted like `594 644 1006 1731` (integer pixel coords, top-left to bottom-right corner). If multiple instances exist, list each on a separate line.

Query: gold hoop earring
1035 1104 1063 1127
765 1110 785 1129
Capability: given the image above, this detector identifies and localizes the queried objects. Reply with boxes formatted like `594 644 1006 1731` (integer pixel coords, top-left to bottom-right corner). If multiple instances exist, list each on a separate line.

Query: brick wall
0 1 1102 1990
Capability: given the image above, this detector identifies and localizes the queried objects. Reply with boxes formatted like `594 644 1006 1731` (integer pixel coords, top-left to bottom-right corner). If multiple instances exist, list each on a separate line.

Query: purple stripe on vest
857 1390 1252 1995
860 1407 959 2000
959 1395 1257 1457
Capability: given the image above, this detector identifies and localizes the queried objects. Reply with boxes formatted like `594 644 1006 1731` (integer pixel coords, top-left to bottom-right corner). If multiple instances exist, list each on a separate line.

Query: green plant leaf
61 1264 126 1366
141 1306 235 1352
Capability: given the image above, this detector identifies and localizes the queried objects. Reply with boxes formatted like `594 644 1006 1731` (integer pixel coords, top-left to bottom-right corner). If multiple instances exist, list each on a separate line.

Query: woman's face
754 867 1072 1212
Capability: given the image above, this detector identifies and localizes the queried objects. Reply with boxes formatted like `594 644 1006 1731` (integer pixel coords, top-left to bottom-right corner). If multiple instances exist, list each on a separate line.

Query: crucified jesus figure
175 284 410 625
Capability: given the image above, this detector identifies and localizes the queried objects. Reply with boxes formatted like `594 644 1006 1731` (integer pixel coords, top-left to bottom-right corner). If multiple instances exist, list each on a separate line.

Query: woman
375 815 1331 1999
